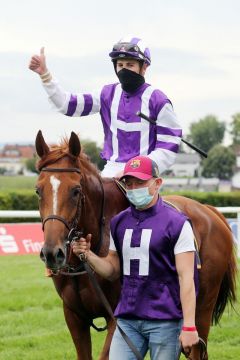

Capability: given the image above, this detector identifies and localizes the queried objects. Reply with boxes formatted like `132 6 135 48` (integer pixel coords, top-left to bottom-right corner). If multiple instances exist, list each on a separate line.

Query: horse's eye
35 187 42 199
72 187 81 198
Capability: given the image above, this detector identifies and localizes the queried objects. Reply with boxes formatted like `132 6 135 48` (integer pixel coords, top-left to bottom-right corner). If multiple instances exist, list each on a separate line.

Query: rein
79 257 143 360
40 166 141 358
179 338 207 359
40 165 108 332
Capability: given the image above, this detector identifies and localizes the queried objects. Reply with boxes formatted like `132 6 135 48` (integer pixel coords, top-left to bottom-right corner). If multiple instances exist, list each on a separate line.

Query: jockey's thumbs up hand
29 46 48 76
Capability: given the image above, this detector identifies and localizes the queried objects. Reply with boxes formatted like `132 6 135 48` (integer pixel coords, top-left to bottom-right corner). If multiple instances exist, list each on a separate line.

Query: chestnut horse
35 131 237 360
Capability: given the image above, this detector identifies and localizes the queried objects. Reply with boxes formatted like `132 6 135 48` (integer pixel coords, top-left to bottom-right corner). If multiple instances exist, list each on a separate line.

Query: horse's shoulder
103 178 128 205
103 178 121 194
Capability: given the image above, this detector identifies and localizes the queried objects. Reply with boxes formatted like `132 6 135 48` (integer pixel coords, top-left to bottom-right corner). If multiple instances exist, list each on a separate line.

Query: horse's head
35 130 84 272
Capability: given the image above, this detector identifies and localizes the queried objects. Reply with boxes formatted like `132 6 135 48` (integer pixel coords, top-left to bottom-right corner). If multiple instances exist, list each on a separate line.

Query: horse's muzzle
40 246 66 270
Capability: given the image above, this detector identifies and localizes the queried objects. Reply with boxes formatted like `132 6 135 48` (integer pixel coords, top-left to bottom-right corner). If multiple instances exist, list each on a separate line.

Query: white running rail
0 208 240 256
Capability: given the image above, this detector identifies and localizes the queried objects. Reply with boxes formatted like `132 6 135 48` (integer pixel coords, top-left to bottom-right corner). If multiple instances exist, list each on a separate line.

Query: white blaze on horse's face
50 175 61 215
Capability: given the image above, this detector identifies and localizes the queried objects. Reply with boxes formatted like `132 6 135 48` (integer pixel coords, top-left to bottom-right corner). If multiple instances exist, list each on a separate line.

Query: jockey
29 36 182 178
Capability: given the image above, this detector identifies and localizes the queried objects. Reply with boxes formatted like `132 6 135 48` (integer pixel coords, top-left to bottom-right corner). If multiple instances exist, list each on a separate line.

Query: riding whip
136 111 208 158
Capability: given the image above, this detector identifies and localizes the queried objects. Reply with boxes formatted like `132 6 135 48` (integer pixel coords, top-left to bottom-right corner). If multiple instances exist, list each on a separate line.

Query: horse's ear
69 132 81 157
35 130 50 158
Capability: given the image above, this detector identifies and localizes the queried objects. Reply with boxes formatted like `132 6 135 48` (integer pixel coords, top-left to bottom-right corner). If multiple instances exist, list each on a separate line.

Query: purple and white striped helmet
109 36 151 66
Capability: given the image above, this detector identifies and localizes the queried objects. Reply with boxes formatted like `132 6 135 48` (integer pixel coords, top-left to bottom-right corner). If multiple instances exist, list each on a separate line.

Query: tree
202 144 236 180
188 115 225 153
82 140 106 171
230 112 240 145
25 156 39 174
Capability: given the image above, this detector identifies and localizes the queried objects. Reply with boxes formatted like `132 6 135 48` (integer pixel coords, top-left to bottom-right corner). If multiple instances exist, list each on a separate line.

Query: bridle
41 167 83 233
39 166 105 275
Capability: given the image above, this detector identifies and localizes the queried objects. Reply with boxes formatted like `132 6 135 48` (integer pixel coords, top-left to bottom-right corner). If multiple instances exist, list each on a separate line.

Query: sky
0 0 240 147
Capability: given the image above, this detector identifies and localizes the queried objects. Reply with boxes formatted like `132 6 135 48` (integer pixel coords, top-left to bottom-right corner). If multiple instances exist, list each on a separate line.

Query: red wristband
182 326 196 332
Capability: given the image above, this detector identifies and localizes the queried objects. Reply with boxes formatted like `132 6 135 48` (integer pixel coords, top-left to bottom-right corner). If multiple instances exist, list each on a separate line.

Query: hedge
0 190 38 210
0 190 39 223
0 190 240 222
1 190 240 210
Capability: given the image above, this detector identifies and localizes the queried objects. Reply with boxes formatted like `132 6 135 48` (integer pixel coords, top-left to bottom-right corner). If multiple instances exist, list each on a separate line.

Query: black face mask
117 68 145 93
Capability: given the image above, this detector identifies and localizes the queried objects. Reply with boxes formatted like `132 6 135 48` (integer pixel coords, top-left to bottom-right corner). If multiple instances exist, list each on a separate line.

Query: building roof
0 144 36 159
175 153 201 164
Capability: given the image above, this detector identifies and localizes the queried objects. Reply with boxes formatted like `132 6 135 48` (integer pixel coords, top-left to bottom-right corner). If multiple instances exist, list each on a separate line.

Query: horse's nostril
40 248 46 262
56 248 65 264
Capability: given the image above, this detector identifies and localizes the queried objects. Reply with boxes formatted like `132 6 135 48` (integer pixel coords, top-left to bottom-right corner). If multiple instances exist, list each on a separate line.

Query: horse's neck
103 178 129 219
80 177 128 252
80 174 104 235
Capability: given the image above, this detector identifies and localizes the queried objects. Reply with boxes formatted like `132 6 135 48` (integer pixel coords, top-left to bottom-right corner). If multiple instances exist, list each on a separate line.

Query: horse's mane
37 136 100 177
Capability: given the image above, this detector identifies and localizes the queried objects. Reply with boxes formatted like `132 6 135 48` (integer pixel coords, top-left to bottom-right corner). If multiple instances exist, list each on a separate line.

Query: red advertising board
0 223 44 255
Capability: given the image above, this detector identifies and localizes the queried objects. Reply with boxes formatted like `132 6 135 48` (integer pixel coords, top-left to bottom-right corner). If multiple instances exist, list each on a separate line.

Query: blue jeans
109 318 182 360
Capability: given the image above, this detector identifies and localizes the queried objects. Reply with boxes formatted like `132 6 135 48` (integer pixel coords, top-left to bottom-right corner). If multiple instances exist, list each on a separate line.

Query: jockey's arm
148 103 182 174
41 79 101 117
29 47 101 116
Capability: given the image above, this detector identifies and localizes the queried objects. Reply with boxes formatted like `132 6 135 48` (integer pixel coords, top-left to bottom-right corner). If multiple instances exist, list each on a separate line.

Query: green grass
0 256 239 360
0 255 106 359
0 176 37 191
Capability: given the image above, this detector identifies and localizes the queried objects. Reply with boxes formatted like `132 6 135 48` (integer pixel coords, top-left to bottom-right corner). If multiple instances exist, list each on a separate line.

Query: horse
35 130 237 360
